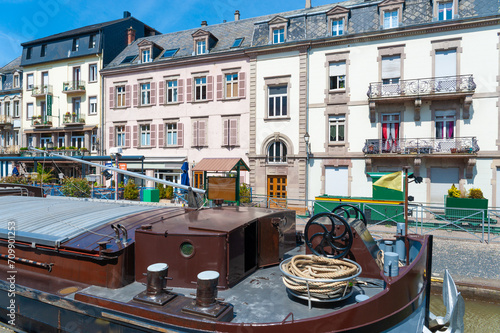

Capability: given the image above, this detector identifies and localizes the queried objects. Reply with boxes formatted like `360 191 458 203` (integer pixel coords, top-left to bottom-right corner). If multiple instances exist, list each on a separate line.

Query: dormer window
273 28 285 44
231 38 244 48
72 38 79 52
13 74 20 88
435 0 456 21
268 16 289 45
26 47 32 60
41 44 47 57
142 49 151 63
196 40 206 55
89 34 96 48
378 0 404 30
327 6 349 37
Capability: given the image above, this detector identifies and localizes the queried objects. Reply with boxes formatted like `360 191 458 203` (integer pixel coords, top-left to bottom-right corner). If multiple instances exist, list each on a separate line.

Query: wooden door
267 175 287 209
194 171 204 189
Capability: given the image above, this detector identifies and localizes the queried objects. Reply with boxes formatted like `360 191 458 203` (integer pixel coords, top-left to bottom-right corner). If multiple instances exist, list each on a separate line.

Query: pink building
102 17 252 188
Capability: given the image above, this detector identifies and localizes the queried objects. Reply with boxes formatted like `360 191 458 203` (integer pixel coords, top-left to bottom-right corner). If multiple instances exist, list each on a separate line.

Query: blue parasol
181 161 190 187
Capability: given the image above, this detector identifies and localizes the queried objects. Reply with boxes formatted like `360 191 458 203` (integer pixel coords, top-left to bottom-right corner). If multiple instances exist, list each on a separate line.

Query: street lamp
304 132 310 160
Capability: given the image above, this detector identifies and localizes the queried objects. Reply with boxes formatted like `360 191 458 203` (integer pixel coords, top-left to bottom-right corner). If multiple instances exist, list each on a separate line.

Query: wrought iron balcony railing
62 80 86 93
367 75 476 99
31 115 53 127
63 113 85 125
363 137 479 155
31 85 53 97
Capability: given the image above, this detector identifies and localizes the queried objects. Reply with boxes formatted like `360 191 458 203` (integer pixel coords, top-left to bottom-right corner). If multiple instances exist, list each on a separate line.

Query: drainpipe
305 44 311 212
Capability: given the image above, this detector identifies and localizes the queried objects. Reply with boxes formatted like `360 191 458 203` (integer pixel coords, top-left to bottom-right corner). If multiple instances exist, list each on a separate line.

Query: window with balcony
4 102 10 117
166 123 178 146
89 64 97 82
383 10 399 29
331 19 344 36
195 77 207 101
225 74 238 99
381 113 400 152
267 140 287 163
381 55 401 95
89 96 97 115
116 86 126 107
166 80 178 103
268 85 288 118
141 83 151 105
329 115 345 143
72 97 81 121
273 28 285 44
116 126 125 147
140 124 151 146
329 61 346 90
435 111 455 139
435 49 457 91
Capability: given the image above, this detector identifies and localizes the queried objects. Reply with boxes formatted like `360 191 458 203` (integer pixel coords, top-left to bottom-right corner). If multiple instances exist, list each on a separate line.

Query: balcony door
435 50 457 92
72 97 81 119
41 72 49 93
71 134 84 149
381 55 400 96
381 113 400 153
73 66 81 88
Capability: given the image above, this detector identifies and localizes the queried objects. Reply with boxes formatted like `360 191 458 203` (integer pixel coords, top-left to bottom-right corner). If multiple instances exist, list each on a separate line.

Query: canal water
430 294 500 332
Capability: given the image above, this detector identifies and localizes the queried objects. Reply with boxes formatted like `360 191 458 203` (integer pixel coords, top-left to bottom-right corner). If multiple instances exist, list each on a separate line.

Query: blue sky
0 0 340 67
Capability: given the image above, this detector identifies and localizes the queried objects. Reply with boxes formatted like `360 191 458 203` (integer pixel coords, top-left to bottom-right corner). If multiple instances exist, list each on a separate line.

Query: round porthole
180 242 195 258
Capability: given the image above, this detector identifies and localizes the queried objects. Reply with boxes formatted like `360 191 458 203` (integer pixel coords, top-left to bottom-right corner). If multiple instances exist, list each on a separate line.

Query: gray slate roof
0 56 22 73
105 0 499 70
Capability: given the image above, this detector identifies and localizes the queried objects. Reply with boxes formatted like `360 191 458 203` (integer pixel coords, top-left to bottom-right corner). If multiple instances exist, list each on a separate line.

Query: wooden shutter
223 119 229 146
230 119 238 146
158 81 164 105
186 78 192 102
132 84 138 107
132 125 138 147
125 85 131 107
207 76 213 100
158 123 164 147
199 120 206 146
109 87 114 108
239 72 246 98
151 82 156 105
151 124 157 147
192 121 198 146
125 126 131 147
178 79 184 103
108 126 114 148
216 75 223 100
177 123 184 147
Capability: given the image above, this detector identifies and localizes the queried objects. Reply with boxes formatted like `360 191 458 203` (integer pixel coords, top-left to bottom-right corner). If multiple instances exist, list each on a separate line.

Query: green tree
61 177 91 197
240 183 251 203
31 164 54 184
124 181 139 200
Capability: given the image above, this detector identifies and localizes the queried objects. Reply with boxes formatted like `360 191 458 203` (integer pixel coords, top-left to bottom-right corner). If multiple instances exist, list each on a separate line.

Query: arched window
267 140 287 163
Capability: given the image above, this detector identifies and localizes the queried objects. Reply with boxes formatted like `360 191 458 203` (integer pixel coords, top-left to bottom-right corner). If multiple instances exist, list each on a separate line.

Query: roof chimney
123 11 131 18
127 26 136 45
201 21 208 27
305 0 312 9
234 10 240 21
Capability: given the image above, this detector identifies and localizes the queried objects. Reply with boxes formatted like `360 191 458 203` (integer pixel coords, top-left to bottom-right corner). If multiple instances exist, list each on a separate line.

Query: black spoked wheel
304 212 353 259
332 204 368 226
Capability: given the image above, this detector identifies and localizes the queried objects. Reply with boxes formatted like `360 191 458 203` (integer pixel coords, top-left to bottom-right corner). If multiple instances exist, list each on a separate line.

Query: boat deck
78 245 385 324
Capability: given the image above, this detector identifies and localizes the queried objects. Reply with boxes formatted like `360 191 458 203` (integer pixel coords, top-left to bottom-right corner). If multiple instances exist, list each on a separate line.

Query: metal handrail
362 137 479 155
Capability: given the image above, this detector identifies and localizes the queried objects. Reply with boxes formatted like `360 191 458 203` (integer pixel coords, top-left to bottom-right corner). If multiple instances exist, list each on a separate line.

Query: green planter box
143 189 160 203
445 197 488 221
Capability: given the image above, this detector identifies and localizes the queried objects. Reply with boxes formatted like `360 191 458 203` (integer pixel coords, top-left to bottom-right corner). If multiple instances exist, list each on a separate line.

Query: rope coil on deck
281 255 360 300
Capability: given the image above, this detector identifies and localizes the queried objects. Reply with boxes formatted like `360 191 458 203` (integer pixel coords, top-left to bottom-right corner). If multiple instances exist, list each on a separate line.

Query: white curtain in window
381 56 400 79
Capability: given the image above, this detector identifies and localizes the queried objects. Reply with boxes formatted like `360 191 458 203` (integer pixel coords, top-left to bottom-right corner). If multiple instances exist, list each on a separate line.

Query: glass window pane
282 96 287 116
269 98 274 116
339 125 345 141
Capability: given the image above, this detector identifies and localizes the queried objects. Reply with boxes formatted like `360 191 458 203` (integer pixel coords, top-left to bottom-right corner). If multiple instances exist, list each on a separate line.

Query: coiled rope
282 255 360 300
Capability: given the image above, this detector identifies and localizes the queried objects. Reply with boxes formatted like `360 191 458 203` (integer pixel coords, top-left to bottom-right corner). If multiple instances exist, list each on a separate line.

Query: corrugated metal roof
0 196 161 247
191 158 250 172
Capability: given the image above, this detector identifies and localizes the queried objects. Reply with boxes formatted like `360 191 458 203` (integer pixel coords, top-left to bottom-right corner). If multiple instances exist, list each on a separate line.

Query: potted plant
445 184 488 221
